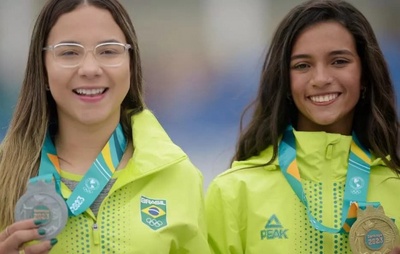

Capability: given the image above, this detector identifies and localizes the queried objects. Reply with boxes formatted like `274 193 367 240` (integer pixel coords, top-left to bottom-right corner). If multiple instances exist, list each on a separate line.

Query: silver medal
15 179 68 239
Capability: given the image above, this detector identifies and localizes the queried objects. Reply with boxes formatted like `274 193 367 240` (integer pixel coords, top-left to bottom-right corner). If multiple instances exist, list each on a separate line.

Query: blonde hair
0 0 145 230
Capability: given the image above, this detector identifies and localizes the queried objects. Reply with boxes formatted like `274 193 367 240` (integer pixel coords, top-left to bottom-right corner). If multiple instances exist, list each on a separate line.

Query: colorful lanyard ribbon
34 124 127 216
279 125 371 233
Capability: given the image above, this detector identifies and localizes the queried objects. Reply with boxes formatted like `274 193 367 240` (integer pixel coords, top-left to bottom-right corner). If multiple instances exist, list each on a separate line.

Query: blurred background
0 0 399 188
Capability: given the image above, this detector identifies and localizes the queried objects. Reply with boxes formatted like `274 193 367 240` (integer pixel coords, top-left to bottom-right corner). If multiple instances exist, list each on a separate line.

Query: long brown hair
234 0 400 175
0 0 145 230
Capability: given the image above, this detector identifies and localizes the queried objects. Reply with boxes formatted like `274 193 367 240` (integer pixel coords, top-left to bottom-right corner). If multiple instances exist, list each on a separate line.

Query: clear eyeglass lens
53 43 127 67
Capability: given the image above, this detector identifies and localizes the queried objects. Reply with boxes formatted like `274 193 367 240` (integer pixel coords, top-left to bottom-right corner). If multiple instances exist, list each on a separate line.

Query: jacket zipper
92 223 100 245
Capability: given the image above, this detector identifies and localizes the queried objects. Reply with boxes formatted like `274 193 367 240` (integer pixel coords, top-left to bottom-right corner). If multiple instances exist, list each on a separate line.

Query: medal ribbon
34 124 127 216
279 125 371 233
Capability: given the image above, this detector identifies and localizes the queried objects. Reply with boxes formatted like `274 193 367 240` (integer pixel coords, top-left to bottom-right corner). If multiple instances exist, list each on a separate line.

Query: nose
310 64 332 87
77 50 102 77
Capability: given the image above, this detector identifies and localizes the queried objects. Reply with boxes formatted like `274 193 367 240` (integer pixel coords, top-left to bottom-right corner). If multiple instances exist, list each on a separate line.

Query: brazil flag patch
140 196 167 230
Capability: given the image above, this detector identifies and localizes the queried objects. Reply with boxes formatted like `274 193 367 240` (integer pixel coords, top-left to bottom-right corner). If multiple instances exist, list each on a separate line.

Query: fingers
5 227 11 238
0 226 12 242
0 219 46 252
1 219 41 241
8 229 45 251
22 238 58 254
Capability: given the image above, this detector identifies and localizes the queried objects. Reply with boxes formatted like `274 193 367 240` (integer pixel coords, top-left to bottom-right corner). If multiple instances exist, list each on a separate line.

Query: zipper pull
92 223 100 245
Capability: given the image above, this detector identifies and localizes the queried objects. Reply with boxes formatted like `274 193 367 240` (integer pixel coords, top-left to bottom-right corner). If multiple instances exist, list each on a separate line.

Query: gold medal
349 205 400 253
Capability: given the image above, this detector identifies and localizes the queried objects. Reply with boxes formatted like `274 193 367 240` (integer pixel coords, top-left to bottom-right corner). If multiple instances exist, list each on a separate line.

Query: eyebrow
290 49 356 61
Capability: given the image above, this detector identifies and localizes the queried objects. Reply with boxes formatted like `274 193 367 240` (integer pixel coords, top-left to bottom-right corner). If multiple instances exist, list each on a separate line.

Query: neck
296 120 353 136
55 120 120 175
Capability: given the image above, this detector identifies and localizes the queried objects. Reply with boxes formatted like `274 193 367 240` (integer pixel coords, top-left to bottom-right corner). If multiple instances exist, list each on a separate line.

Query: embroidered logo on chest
140 196 167 230
260 214 289 240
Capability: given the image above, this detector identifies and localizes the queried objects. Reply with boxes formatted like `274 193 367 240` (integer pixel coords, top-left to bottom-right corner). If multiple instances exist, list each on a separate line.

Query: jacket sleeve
181 177 211 254
171 161 211 254
205 178 244 254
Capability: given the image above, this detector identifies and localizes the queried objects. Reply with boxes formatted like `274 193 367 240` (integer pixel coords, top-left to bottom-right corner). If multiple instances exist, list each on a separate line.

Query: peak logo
260 214 288 240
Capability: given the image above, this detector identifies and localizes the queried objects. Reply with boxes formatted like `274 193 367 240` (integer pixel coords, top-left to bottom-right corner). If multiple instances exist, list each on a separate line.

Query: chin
76 114 114 126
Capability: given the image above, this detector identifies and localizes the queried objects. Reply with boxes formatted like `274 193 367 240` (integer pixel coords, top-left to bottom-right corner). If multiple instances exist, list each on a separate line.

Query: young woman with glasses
0 0 209 253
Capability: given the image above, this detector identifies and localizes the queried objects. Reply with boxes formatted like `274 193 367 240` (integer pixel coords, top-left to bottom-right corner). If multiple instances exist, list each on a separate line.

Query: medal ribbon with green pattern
36 124 127 216
279 125 371 233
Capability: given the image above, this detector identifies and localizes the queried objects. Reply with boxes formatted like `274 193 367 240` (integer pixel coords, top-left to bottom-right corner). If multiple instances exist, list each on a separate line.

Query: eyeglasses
43 42 131 68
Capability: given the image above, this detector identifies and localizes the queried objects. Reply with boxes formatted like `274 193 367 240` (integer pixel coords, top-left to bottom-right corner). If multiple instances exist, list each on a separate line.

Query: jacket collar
229 130 386 174
113 109 187 186
59 109 187 218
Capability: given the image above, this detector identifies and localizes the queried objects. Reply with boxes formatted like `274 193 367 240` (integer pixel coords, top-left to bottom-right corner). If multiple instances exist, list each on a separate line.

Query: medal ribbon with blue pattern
34 124 127 216
279 125 372 233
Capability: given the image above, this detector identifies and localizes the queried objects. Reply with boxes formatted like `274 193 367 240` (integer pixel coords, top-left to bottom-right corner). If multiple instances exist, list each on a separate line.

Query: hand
391 246 400 254
0 219 57 254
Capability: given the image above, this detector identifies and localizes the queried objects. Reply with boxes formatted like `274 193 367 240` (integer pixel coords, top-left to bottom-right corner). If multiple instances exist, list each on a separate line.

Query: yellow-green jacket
52 110 210 254
206 130 400 253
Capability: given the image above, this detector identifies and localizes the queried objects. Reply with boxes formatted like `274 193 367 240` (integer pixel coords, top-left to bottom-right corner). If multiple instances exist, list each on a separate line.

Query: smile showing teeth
74 88 106 96
309 93 338 103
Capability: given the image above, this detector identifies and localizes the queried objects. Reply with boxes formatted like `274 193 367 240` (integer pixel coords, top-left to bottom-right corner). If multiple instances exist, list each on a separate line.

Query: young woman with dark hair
206 1 400 253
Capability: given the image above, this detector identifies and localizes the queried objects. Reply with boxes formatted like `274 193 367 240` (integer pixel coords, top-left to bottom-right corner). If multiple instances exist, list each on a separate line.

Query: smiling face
289 21 362 135
45 4 130 129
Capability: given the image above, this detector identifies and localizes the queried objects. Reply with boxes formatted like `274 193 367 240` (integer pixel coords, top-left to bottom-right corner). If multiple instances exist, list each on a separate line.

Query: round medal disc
349 206 400 254
15 180 68 240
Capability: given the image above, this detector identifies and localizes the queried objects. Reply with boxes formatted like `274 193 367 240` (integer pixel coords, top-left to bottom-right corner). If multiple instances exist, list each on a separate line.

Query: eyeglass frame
43 42 132 68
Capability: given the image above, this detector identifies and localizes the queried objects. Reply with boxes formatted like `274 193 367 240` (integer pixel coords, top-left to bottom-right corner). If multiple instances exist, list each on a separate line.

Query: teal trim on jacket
206 130 400 253
52 109 210 254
